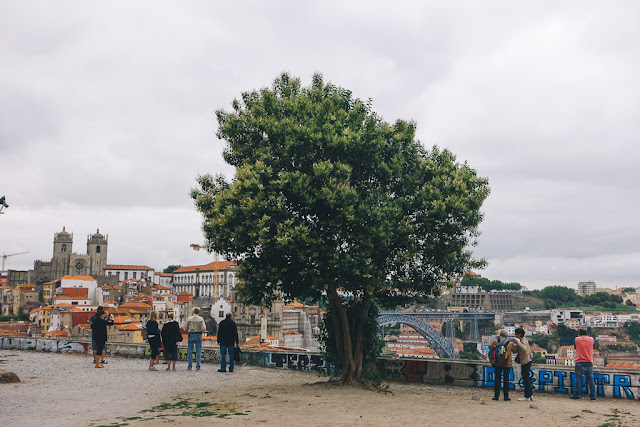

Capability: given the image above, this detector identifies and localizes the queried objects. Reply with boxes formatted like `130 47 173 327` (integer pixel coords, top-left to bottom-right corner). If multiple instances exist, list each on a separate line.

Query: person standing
490 329 517 401
146 311 162 371
186 307 206 371
89 306 108 365
217 312 239 373
572 329 596 400
91 309 114 368
161 312 182 371
512 327 534 402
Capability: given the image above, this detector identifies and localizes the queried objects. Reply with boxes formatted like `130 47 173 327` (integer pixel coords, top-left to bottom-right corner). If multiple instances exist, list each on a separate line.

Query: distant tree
460 275 521 291
625 299 635 306
531 352 546 364
539 286 577 303
163 265 182 274
621 287 637 293
556 324 578 346
528 334 550 351
191 73 490 383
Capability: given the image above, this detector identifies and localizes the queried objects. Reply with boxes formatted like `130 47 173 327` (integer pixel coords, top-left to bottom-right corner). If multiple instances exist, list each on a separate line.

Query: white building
153 272 173 287
172 261 238 299
211 297 232 325
105 264 155 282
58 275 99 304
576 281 597 297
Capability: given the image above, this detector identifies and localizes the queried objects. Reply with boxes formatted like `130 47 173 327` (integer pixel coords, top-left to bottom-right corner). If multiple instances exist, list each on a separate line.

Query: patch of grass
571 415 581 419
135 399 249 421
596 424 616 427
140 399 192 413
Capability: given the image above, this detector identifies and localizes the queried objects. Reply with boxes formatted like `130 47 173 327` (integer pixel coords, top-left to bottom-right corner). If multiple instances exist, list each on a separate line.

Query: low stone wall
0 336 331 374
2 336 637 399
377 357 639 400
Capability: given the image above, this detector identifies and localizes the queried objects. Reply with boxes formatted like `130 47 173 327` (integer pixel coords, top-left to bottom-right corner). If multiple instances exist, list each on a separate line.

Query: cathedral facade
30 227 110 286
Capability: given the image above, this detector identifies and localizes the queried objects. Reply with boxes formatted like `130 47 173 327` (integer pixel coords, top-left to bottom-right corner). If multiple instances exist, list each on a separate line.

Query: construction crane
2 251 29 270
190 243 220 300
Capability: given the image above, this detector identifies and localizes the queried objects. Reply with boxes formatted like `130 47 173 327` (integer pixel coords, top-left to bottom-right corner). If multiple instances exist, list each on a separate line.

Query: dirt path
1 350 638 426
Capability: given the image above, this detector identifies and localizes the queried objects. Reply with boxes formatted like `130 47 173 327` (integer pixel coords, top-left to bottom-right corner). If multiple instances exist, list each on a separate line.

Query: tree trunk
327 285 372 384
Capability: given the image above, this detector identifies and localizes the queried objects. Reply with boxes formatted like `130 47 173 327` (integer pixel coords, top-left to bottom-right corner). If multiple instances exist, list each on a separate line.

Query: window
96 245 101 253
219 311 224 318
61 244 66 252
234 307 238 313
133 272 137 279
251 314 255 325
124 272 128 280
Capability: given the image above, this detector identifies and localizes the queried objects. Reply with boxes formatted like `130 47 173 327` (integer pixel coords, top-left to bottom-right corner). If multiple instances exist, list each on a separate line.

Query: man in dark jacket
217 313 239 372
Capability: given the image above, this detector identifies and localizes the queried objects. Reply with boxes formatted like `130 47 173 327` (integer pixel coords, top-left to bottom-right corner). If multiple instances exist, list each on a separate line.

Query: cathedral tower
51 227 73 280
87 229 108 277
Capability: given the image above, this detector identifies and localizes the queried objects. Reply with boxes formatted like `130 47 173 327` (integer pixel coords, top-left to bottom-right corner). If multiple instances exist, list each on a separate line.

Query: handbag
234 346 242 363
515 353 521 364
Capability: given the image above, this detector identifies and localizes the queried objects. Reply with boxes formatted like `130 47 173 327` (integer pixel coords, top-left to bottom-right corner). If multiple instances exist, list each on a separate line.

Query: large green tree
191 73 490 383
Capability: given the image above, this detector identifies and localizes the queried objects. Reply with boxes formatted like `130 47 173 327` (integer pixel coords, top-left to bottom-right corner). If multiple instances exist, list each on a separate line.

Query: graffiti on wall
378 357 638 400
269 352 328 372
481 366 635 398
0 337 88 353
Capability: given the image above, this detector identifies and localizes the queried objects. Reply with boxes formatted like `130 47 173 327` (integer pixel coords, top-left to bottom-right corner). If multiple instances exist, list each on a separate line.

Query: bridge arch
377 313 456 359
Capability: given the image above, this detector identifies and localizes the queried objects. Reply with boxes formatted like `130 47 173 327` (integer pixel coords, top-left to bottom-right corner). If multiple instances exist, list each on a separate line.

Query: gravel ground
1 349 639 427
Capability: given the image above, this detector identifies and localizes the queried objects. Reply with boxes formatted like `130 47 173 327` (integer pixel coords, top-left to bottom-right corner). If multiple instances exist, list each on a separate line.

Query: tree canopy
460 274 521 291
191 73 490 382
163 265 182 274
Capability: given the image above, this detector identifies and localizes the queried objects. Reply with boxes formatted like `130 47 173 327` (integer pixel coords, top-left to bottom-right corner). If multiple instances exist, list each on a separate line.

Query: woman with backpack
146 311 162 371
161 312 183 371
489 329 517 401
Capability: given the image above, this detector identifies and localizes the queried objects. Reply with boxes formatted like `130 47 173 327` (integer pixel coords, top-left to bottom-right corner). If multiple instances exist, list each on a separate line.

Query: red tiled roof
174 261 236 273
60 275 96 281
106 265 155 270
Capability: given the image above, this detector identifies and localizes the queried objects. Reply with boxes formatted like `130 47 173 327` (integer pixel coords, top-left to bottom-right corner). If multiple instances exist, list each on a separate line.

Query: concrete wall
1 336 637 399
376 357 639 400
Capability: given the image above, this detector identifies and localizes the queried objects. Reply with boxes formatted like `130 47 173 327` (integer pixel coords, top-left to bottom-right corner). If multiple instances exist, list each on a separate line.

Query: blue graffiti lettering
554 371 568 393
613 375 633 399
593 374 609 396
483 366 495 387
538 370 553 391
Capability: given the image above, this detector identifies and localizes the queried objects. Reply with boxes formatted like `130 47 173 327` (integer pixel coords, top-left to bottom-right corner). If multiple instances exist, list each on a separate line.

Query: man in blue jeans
186 307 206 371
217 312 239 372
572 329 596 400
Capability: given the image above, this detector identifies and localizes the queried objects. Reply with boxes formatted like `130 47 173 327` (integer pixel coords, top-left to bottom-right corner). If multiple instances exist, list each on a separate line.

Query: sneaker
570 395 581 400
491 397 499 401
149 366 157 371
218 369 226 372
517 397 531 402
590 397 596 401
229 369 234 373
187 366 192 371
196 366 200 371
504 397 511 401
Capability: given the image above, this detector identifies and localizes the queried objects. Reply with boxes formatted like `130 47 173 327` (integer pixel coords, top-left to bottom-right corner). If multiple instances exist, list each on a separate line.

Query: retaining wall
1 336 637 399
377 358 639 400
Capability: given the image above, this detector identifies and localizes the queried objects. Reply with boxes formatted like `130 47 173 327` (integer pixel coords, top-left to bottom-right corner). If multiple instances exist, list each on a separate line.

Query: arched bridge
377 312 495 360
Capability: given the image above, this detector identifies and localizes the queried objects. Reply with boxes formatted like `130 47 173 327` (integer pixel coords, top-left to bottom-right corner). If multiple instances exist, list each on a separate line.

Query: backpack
142 325 148 340
489 338 511 367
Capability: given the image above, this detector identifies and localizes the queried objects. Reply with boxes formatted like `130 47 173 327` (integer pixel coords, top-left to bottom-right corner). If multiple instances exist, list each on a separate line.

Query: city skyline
2 2 640 289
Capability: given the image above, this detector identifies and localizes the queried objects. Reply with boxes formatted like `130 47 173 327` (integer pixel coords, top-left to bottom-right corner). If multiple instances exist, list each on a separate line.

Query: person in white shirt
186 307 206 371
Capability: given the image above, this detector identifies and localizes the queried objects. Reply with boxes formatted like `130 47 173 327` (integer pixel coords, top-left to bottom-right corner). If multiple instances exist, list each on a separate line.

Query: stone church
30 227 114 287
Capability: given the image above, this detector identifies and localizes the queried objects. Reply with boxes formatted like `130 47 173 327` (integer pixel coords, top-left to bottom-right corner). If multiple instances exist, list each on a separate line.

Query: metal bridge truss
377 312 495 360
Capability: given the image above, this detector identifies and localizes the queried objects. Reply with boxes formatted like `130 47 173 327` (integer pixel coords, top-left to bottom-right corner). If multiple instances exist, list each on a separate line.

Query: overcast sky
1 1 639 290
